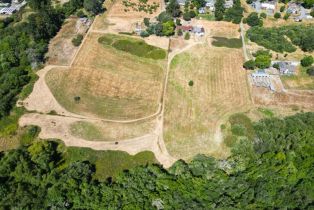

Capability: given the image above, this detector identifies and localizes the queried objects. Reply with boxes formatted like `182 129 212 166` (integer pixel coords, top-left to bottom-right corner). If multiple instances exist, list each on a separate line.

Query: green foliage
162 20 175 36
83 0 104 15
229 113 255 139
280 5 285 12
184 32 190 40
255 54 271 69
303 0 314 8
64 147 157 180
212 36 242 48
215 0 226 20
143 17 150 27
166 0 181 17
246 12 263 26
260 12 267 19
72 34 83 46
0 113 314 208
99 34 167 59
224 0 244 24
274 12 281 19
301 55 314 67
307 67 314 76
311 9 314 17
283 13 290 20
183 12 191 21
248 25 314 52
188 80 194 86
243 59 256 70
257 107 274 118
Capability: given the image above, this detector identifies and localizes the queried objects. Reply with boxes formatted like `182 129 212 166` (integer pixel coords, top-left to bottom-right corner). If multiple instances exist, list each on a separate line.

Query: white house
261 1 276 10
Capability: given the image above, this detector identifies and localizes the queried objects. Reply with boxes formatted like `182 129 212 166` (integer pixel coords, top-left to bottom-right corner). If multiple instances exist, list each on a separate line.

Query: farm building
272 61 298 75
260 1 276 10
192 26 205 36
225 0 234 8
206 0 215 11
251 69 275 91
287 3 300 14
198 7 206 14
177 25 193 32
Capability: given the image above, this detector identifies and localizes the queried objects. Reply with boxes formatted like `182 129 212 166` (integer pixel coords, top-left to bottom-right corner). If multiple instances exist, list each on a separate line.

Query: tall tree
166 0 181 17
215 0 226 21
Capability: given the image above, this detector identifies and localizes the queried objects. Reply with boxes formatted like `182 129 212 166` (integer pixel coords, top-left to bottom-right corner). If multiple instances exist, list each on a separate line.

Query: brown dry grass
107 0 161 18
251 86 314 109
164 44 253 160
46 32 166 120
46 17 89 65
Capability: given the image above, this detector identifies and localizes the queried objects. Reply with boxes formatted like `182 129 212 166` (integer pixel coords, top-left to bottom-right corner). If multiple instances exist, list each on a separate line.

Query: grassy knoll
46 33 166 120
164 44 252 160
212 37 242 48
63 147 158 180
98 34 166 59
69 120 154 141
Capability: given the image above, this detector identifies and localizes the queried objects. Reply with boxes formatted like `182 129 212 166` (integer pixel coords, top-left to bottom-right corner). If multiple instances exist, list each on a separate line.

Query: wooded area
0 112 313 209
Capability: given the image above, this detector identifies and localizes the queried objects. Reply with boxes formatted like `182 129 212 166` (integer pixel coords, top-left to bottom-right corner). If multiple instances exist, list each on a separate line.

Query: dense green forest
0 0 103 119
247 25 314 53
0 112 313 209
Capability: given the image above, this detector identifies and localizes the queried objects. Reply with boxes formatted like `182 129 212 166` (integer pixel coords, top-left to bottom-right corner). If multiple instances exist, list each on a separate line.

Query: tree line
0 112 313 209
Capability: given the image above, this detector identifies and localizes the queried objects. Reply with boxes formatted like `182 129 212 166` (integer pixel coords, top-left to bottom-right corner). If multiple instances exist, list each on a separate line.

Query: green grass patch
257 107 274 118
229 113 255 139
64 147 158 180
212 37 242 48
70 121 103 141
98 34 166 60
196 14 215 21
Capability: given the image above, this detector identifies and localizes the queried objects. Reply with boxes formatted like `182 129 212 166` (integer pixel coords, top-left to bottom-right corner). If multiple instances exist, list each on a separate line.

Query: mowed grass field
46 33 166 120
164 44 253 160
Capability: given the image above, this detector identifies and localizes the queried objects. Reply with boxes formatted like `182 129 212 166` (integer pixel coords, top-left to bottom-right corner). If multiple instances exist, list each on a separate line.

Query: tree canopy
0 112 313 209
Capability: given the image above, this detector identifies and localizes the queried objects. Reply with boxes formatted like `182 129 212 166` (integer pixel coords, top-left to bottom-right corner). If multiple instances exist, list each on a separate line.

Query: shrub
306 67 314 76
183 12 191 21
177 29 183 36
283 13 290 20
301 55 314 67
188 80 194 86
311 9 314 17
280 6 285 12
246 12 263 26
140 31 150 37
255 55 271 69
274 12 281 19
260 12 267 19
184 32 190 40
243 60 256 70
72 34 83 46
273 63 279 69
76 10 86 18
189 10 196 18
175 18 181 26
144 17 150 27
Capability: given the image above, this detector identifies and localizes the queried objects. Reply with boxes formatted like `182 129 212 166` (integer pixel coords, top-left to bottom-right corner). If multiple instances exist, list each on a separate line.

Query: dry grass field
69 119 155 141
46 33 166 120
164 44 253 160
46 17 89 65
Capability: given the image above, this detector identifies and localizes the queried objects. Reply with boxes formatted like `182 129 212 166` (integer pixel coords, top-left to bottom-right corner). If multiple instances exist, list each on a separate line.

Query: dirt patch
107 0 161 18
46 17 90 66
